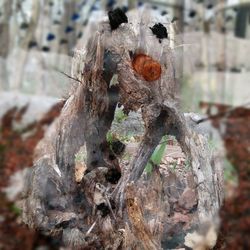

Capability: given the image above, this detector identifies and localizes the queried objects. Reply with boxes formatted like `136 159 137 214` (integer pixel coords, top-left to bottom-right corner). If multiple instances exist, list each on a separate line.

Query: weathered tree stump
22 9 224 249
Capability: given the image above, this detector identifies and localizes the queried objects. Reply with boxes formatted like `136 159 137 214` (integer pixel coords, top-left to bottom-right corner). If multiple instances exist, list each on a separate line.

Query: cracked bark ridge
22 10 223 249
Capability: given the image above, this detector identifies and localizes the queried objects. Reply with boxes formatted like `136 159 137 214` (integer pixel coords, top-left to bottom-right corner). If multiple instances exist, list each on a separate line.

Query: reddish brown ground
201 102 250 250
0 102 64 250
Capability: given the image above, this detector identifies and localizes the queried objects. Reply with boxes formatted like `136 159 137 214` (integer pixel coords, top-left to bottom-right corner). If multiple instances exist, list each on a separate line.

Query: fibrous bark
22 9 223 249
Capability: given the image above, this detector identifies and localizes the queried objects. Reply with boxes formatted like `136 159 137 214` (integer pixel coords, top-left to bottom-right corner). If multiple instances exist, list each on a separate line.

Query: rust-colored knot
132 54 162 81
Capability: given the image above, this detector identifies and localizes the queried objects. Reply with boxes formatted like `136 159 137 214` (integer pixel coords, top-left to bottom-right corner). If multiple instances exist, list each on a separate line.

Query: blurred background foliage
0 0 249 107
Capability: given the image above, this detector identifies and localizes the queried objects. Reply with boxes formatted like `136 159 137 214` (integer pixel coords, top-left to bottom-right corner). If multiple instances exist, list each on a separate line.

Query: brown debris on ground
0 101 63 250
200 102 250 249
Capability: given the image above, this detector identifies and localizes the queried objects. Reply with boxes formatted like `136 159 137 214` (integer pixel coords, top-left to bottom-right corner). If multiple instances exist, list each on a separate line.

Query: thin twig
96 183 116 220
86 219 98 235
58 70 82 84
104 194 117 221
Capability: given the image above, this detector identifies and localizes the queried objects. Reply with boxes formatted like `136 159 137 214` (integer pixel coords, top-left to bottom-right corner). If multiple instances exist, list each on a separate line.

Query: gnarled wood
22 9 224 249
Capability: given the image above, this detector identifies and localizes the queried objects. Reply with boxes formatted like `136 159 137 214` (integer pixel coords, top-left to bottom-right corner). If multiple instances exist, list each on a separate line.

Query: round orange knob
132 54 162 81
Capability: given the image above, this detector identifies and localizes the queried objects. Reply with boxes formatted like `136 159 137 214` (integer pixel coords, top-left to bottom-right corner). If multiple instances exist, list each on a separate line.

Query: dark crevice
110 139 126 156
105 168 121 184
85 55 121 176
96 203 110 217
